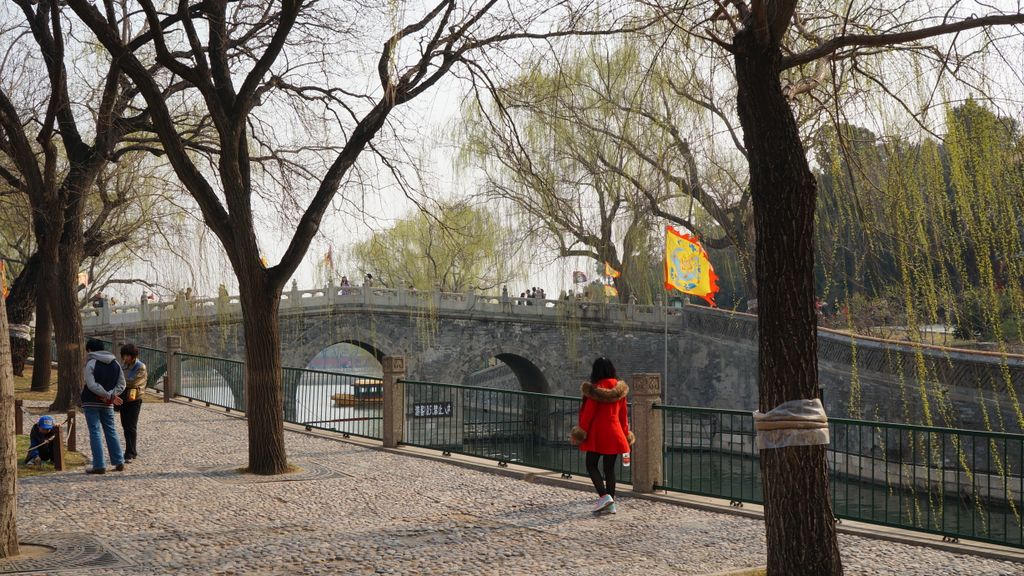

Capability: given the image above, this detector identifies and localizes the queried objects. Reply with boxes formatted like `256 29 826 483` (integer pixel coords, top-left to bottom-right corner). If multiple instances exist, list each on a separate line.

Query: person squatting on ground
117 343 148 462
570 357 635 514
83 338 126 474
25 415 57 465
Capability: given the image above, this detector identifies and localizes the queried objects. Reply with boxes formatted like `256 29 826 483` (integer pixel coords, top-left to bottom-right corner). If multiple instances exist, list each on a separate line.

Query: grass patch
14 366 58 404
17 365 164 406
15 434 86 478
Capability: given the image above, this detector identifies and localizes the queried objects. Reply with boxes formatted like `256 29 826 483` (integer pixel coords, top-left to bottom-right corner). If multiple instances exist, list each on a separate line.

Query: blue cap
38 415 54 431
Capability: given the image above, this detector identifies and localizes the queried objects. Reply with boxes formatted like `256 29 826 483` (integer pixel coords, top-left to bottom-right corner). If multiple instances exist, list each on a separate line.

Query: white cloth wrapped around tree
8 324 30 341
753 398 829 450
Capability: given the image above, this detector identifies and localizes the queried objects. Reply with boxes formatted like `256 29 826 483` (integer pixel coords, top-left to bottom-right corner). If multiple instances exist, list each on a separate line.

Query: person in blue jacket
25 415 57 465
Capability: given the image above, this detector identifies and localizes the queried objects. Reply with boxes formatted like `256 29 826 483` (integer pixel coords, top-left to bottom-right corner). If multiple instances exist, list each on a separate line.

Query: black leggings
120 400 142 459
585 452 618 497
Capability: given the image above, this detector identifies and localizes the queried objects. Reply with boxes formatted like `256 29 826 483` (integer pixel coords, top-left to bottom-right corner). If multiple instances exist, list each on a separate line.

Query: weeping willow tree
807 77 1024 562
350 200 525 359
351 202 521 293
459 38 755 304
815 97 1024 427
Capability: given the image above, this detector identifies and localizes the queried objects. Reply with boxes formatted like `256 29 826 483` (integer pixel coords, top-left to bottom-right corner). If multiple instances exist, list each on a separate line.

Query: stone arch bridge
84 285 1024 431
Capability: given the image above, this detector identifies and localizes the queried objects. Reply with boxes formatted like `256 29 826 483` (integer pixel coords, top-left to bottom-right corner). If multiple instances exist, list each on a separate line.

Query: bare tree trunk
5 253 41 378
49 221 85 412
733 30 842 576
239 272 287 475
30 297 51 392
0 284 20 558
31 234 60 393
26 213 62 393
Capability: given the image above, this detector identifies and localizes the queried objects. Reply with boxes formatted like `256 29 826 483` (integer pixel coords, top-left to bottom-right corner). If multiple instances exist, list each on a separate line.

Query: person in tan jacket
118 343 148 462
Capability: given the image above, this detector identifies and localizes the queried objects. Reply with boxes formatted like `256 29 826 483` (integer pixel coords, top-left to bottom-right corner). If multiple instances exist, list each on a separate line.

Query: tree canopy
351 202 520 293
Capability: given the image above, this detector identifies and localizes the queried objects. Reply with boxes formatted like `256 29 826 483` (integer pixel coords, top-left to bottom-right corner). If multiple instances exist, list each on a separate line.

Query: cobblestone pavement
14 401 1024 575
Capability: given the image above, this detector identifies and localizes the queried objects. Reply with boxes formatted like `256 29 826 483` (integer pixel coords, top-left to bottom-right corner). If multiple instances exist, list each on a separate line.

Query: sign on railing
413 402 453 418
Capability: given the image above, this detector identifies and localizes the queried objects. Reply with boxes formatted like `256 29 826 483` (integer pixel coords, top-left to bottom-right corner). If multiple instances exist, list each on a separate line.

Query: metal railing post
382 356 406 448
630 373 663 494
164 335 181 402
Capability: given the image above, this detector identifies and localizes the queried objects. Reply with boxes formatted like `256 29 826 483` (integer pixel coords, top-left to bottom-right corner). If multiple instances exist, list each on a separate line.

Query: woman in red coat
570 357 634 514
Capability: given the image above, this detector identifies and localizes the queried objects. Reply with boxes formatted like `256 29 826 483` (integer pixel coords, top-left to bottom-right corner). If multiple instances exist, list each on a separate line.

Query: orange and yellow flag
604 261 621 279
0 261 8 299
664 226 719 306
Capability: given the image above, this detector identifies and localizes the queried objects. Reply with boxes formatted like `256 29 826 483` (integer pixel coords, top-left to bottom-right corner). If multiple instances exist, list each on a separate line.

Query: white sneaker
591 494 614 513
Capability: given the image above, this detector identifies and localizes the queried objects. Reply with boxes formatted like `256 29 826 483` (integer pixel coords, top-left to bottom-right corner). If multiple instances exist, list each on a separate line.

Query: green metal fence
160 350 1024 549
659 405 761 504
830 417 1023 547
657 405 1024 548
176 353 245 411
285 366 383 440
174 353 383 440
138 345 167 390
401 379 632 483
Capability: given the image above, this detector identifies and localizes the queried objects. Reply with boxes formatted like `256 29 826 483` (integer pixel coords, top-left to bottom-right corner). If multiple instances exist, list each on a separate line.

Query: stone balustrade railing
81 283 1024 390
81 284 686 328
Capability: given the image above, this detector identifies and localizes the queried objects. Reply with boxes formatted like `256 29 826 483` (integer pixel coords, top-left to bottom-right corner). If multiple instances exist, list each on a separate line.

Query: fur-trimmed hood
580 379 628 403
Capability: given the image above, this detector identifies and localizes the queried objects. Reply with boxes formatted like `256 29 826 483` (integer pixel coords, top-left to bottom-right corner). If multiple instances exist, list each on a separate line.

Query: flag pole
663 292 669 391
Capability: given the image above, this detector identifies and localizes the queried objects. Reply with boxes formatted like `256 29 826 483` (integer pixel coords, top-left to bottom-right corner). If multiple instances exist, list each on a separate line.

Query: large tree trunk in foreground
0 284 20 558
49 219 86 412
239 272 288 475
733 30 842 576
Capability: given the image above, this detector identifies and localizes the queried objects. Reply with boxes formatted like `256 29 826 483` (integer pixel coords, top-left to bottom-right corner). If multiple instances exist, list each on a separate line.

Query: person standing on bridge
570 357 634 514
117 343 148 462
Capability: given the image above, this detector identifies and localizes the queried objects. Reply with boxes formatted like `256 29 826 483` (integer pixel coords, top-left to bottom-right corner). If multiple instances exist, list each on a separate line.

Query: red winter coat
570 378 634 455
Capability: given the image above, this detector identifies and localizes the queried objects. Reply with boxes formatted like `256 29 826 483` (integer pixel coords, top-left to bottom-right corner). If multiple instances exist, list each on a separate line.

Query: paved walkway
12 401 1024 575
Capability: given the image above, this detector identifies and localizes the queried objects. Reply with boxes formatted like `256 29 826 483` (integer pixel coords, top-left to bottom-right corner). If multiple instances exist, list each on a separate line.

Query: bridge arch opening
306 341 384 377
463 353 550 394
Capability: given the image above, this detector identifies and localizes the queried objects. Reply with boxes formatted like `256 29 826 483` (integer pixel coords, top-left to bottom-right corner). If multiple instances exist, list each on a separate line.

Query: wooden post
630 373 663 494
14 399 22 435
66 409 77 452
382 356 406 448
52 424 66 471
164 335 181 402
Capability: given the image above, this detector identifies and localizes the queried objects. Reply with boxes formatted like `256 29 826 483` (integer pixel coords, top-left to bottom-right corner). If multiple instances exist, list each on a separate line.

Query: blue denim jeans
83 406 124 469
